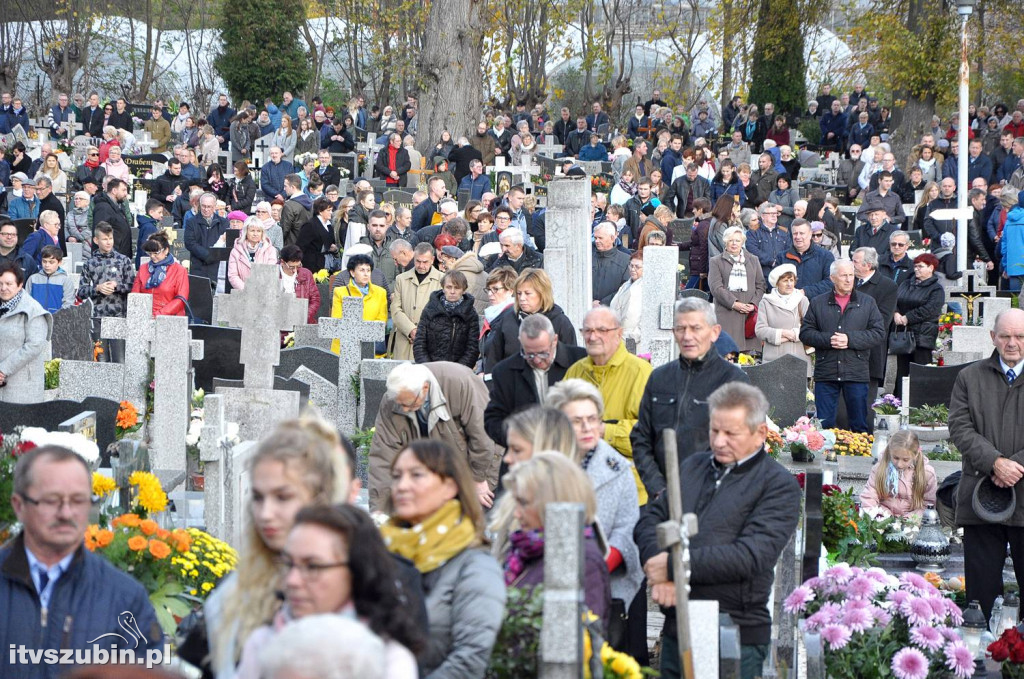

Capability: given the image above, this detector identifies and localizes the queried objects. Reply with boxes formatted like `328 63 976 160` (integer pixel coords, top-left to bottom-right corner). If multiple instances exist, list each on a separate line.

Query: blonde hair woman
206 417 354 679
35 153 68 204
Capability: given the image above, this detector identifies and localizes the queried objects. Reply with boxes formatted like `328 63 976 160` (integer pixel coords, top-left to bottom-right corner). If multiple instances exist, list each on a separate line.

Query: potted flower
785 565 973 679
783 417 834 463
909 404 949 444
115 401 144 440
872 394 902 433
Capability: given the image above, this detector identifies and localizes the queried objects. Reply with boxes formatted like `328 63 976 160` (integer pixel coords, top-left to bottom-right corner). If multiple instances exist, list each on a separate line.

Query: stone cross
639 246 679 361
539 502 585 679
317 296 386 435
198 393 249 543
543 177 592 333
356 132 384 178
215 264 308 390
101 294 157 410
254 133 274 169
148 315 203 485
656 429 698 679
535 139 563 157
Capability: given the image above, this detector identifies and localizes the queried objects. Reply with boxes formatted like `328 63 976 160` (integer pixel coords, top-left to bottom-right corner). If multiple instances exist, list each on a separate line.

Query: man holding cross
635 382 801 679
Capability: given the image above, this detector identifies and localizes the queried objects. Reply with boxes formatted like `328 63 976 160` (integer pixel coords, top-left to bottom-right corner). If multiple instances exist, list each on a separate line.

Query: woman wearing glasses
131 233 189 317
73 148 106 191
235 504 422 679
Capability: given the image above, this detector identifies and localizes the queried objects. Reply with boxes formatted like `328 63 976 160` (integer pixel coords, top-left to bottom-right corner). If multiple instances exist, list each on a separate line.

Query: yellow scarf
380 499 478 573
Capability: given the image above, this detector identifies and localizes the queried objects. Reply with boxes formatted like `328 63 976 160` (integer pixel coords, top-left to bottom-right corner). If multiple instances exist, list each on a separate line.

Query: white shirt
280 268 297 294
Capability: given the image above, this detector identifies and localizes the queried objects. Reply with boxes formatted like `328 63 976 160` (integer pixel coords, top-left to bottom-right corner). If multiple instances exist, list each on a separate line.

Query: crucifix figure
216 264 309 389
656 429 699 679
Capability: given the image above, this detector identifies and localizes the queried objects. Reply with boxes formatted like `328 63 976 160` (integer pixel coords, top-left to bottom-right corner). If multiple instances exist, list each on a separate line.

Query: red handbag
744 306 758 339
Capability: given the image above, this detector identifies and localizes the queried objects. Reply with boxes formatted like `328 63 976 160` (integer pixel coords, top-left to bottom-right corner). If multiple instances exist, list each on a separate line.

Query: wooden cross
656 429 698 679
215 264 309 390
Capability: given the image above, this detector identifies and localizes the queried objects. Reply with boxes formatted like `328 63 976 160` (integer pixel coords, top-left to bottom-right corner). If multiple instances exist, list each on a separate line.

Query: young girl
860 430 937 517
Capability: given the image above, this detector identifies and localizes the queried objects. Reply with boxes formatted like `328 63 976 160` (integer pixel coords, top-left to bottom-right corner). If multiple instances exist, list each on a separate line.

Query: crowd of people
1 84 1024 679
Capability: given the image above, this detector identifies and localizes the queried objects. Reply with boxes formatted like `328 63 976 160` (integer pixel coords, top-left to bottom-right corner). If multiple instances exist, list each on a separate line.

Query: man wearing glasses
1 445 163 661
0 218 37 276
746 203 790 287
878 231 914 285
484 313 586 446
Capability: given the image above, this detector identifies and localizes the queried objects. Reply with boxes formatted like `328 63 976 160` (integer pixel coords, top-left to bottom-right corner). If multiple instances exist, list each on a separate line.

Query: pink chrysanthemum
821 624 853 650
825 563 854 583
872 606 893 626
900 572 931 593
901 596 937 626
928 596 949 617
938 626 963 643
784 586 815 614
847 575 881 599
910 625 944 652
865 567 891 583
944 641 975 679
840 605 874 632
891 647 930 679
889 589 911 607
944 600 964 626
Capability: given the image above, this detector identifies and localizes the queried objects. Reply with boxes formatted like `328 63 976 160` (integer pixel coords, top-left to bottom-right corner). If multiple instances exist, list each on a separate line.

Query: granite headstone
50 300 94 361
742 354 810 427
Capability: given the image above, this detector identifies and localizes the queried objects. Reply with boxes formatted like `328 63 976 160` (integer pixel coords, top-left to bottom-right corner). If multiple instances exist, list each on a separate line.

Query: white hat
768 262 798 289
478 241 502 258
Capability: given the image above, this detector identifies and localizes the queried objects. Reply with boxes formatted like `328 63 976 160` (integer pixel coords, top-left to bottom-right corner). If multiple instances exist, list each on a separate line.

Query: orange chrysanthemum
96 529 115 548
170 529 191 552
127 535 148 551
116 401 139 429
156 528 170 540
139 519 159 536
148 539 171 559
114 513 141 528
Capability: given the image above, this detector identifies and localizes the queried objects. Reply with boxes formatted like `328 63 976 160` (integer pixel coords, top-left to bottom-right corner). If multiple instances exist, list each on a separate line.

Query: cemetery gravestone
50 301 94 362
317 296 386 435
212 376 310 403
58 411 97 443
292 322 333 351
190 325 243 392
742 354 810 427
101 294 157 410
58 361 125 403
544 178 592 332
287 366 338 424
187 275 215 324
275 346 340 385
539 502 584 679
638 246 678 359
0 397 121 463
904 362 970 409
359 358 403 429
148 315 203 485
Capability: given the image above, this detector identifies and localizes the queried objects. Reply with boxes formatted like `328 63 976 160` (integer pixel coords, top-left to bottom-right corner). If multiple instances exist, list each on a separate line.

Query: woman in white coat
0 261 53 403
754 263 812 377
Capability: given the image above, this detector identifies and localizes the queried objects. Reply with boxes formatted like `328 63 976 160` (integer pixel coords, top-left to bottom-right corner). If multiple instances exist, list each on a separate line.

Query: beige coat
390 267 443 360
708 252 765 352
755 290 812 377
367 361 498 511
449 253 487 316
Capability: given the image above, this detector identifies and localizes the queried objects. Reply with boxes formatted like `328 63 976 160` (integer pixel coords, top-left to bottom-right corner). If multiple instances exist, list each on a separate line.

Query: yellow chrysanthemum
91 473 117 499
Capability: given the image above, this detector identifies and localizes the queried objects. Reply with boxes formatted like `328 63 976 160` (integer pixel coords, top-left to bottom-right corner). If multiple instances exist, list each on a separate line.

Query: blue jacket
266 103 282 130
9 196 40 221
578 143 608 161
967 153 993 185
458 173 492 201
136 214 161 269
8 106 29 132
26 268 75 312
745 225 791 285
997 154 1021 184
260 159 294 202
21 230 59 267
1001 203 1024 277
0 534 164 679
710 176 745 204
819 111 847 143
783 243 834 298
282 99 306 120
942 154 959 180
660 148 682 181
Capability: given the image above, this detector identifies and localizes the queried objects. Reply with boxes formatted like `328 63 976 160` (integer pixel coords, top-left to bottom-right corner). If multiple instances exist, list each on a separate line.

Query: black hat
972 476 1015 523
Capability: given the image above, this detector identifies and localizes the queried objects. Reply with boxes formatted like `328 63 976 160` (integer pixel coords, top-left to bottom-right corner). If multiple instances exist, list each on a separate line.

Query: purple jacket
510 534 610 630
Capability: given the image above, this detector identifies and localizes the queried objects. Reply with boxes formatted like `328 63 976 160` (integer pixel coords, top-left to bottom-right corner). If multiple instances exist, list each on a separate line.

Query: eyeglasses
277 556 348 580
88 153 99 157
581 326 620 335
812 233 824 239
890 242 908 248
628 263 643 270
569 415 602 430
20 494 93 511
485 286 506 295
0 231 18 237
520 348 553 362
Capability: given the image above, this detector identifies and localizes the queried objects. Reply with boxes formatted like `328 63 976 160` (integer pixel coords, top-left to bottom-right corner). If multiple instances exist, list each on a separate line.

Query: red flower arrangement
989 626 1024 676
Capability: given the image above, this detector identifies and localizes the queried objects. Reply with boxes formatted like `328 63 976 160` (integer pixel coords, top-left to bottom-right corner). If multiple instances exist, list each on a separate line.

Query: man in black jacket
662 163 711 218
152 159 186 207
853 247 898 398
484 314 586 445
636 382 800 679
91 179 134 259
488 227 543 273
592 221 630 305
565 117 590 158
878 230 913 285
800 259 886 433
448 137 482 184
852 203 897 258
316 149 342 188
630 297 750 500
184 192 228 282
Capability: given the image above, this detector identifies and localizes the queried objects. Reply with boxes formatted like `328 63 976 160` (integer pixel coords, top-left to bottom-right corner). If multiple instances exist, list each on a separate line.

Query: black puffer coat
413 290 480 367
895 274 944 350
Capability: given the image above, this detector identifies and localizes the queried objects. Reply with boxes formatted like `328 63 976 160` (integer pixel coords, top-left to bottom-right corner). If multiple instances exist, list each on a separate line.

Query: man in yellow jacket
565 306 652 505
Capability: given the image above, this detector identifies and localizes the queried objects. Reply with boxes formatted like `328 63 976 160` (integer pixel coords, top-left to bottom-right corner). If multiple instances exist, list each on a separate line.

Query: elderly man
950 309 1024 619
878 230 913 285
636 382 800 679
8 177 40 222
746 203 790 286
785 219 834 298
1 445 163 662
368 361 497 511
631 297 749 500
260 146 294 203
858 170 905 227
592 222 630 306
458 158 491 201
800 259 886 432
838 144 866 202
484 313 587 445
184 192 228 284
852 247 898 395
390 243 443 360
852 202 898 257
488 227 543 273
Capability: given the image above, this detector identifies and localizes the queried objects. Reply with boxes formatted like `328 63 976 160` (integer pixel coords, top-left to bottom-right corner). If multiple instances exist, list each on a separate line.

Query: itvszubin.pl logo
9 610 171 668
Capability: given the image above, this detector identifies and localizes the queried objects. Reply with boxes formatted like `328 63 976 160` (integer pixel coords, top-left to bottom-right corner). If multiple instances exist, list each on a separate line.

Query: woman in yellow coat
331 253 388 355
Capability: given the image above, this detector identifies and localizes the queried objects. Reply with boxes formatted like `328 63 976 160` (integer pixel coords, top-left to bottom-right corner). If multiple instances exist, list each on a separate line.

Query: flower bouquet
784 565 973 679
783 417 835 463
872 394 902 415
988 626 1024 677
765 429 785 460
87 514 237 634
115 401 143 440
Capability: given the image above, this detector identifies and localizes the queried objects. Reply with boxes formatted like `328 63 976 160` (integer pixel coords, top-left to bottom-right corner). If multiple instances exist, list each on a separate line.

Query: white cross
317 296 386 434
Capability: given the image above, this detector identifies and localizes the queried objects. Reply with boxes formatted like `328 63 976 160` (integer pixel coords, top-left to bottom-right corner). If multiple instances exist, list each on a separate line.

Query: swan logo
86 611 148 649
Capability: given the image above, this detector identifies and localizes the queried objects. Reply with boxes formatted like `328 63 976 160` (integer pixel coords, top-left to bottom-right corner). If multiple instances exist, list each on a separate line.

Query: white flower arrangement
19 427 101 465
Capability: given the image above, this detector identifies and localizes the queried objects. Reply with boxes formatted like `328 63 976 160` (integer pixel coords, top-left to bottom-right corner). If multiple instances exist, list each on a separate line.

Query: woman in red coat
132 231 190 316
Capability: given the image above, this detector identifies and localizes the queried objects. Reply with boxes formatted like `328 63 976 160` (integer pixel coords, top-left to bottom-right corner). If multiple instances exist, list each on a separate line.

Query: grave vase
911 508 951 573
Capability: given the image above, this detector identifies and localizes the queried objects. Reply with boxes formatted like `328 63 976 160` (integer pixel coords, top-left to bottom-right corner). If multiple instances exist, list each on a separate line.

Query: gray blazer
420 547 506 678
587 440 644 603
0 292 52 403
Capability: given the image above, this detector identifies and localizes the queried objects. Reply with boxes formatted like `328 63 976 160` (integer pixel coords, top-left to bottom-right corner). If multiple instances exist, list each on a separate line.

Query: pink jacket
227 236 279 290
859 461 938 517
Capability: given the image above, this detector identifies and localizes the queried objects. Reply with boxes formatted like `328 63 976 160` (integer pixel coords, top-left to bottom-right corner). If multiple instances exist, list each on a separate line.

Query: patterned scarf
725 251 748 291
380 499 477 574
442 295 463 313
886 461 901 497
618 177 637 196
0 290 23 317
504 526 595 586
145 253 176 290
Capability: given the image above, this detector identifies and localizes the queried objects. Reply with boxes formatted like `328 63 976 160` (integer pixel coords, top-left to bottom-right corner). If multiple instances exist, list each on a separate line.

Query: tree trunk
720 0 734 113
415 0 484 157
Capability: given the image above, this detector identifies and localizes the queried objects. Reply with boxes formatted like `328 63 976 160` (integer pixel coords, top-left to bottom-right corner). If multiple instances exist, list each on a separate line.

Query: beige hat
768 262 797 289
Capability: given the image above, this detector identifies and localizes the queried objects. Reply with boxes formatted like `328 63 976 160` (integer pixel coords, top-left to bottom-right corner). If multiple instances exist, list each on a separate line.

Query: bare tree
579 0 640 119
415 0 485 157
0 22 26 95
22 0 97 99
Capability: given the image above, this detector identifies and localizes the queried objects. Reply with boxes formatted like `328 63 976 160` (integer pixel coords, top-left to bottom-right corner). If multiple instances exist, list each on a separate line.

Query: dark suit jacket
317 164 341 188
483 343 588 445
857 273 898 385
